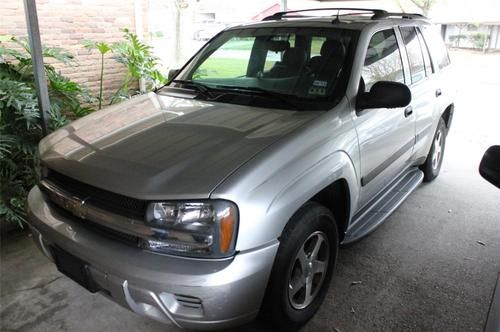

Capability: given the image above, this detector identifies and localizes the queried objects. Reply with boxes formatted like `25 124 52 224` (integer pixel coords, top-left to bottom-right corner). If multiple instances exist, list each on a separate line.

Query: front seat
307 39 346 81
266 47 307 78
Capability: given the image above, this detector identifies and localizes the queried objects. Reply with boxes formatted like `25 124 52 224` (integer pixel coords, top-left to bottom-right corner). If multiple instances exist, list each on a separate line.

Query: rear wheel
262 202 338 331
421 118 447 182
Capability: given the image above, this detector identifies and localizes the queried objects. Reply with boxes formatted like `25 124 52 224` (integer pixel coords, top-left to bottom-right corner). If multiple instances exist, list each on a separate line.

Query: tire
420 117 447 182
261 202 338 331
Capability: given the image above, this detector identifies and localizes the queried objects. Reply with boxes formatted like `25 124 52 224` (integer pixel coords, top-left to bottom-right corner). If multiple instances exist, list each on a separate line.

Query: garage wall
0 0 148 103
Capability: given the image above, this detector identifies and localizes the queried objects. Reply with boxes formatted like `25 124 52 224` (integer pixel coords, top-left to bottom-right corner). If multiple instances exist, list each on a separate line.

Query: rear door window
310 36 326 57
362 29 405 91
400 26 426 84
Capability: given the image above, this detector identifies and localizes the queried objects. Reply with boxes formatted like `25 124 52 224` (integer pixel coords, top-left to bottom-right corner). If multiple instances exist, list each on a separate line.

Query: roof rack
261 8 425 21
376 12 425 19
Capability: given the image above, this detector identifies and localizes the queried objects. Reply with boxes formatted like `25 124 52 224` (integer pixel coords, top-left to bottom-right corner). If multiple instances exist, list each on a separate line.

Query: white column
281 0 288 11
134 0 146 93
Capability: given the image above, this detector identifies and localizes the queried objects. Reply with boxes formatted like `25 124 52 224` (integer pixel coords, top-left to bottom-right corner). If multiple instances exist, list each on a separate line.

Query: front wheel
261 202 338 331
421 118 447 182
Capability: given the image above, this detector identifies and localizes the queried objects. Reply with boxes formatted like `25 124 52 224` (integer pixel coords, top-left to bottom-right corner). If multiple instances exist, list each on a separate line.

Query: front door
354 28 416 209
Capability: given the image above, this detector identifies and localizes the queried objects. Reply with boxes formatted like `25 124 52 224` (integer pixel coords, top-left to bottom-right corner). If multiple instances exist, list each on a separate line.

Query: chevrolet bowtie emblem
39 180 89 220
64 197 88 219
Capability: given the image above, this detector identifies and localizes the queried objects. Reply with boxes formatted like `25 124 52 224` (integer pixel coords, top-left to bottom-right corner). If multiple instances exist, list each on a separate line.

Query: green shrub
111 28 166 102
83 29 167 105
0 36 95 227
82 40 112 110
449 34 467 47
468 32 488 49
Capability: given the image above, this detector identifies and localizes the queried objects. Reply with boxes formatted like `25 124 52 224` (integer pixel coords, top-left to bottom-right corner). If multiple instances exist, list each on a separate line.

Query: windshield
168 27 358 110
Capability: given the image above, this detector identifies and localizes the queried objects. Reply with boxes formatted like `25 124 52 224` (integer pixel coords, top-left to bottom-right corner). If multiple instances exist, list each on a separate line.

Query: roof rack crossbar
262 7 388 21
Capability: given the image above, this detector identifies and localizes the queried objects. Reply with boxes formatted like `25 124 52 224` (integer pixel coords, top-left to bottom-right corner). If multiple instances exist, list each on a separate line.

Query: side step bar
342 167 424 244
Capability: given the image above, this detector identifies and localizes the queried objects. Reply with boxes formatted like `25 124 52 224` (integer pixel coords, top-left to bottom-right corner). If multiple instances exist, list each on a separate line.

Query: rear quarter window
421 25 450 70
416 27 433 75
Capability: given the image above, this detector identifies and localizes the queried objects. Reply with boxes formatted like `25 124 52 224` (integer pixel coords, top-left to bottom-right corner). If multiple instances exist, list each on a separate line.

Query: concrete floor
1 50 499 332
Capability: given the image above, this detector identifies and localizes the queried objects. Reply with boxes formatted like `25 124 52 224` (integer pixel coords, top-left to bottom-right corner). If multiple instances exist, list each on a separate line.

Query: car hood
40 93 322 200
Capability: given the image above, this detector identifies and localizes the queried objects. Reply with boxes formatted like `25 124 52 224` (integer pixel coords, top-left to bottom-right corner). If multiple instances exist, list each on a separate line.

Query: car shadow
222 321 278 332
185 320 279 332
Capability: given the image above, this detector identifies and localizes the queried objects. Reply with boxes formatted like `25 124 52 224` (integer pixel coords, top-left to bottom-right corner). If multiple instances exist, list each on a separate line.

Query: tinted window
422 25 450 70
264 35 296 71
194 36 254 78
174 27 359 110
362 29 404 91
401 27 426 84
311 36 326 57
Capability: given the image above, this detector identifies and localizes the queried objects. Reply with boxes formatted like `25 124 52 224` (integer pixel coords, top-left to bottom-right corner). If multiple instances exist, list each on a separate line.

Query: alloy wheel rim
432 130 443 170
287 231 330 310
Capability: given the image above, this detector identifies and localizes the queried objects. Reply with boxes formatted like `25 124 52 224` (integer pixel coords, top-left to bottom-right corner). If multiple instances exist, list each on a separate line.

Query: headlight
143 201 238 258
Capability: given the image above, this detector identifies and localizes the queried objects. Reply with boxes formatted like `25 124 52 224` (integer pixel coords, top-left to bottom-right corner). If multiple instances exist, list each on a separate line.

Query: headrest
282 47 306 65
320 40 346 58
265 40 290 52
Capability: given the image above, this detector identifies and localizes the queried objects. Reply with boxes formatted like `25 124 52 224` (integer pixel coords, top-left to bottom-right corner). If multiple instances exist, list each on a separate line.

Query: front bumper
27 186 279 330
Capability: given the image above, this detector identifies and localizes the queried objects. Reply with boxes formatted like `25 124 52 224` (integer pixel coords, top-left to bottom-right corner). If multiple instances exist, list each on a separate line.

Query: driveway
1 49 499 332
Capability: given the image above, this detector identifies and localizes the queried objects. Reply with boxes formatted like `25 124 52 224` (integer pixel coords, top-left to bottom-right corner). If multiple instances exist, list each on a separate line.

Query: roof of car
228 8 431 31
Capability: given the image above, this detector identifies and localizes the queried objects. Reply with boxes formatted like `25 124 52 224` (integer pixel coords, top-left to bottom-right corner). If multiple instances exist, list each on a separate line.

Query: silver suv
27 8 454 331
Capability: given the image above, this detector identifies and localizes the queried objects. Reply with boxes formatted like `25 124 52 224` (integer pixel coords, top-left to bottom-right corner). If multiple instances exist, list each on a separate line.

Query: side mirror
479 145 500 189
168 68 180 81
356 81 411 110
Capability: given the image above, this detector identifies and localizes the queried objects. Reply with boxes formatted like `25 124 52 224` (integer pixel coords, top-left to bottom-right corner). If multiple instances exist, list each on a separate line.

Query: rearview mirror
168 68 179 81
356 81 411 110
479 145 500 189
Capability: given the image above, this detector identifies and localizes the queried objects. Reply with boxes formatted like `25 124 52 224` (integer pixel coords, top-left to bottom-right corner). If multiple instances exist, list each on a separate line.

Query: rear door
399 26 438 163
354 28 416 209
414 25 453 161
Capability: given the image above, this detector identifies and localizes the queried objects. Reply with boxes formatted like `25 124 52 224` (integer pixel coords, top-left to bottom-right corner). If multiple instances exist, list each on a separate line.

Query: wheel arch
310 179 351 241
266 150 358 246
441 103 454 129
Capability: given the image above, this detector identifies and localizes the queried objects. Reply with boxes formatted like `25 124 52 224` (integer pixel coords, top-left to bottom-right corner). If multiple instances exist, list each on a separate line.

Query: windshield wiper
213 85 299 109
169 79 215 99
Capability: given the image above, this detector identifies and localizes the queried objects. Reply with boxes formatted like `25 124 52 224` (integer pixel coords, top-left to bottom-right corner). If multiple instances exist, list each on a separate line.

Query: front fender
213 149 359 251
265 150 358 227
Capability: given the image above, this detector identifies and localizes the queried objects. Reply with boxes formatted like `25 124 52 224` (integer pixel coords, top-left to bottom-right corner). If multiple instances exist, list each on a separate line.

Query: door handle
404 106 413 118
435 89 442 97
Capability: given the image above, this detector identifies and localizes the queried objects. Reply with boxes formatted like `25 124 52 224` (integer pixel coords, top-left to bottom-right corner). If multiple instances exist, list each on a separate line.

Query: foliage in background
468 32 488 49
110 28 167 103
408 0 436 15
0 36 94 227
449 34 467 47
82 40 112 110
83 29 167 105
1 28 166 228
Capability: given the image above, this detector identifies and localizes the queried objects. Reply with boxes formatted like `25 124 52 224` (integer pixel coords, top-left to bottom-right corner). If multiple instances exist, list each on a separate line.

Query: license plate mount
51 246 100 293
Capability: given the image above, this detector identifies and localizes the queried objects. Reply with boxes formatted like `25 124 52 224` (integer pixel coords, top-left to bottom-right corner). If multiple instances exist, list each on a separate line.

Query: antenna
331 9 341 23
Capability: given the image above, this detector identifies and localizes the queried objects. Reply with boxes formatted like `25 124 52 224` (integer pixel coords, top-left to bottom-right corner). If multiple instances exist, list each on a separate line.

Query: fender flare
264 150 359 242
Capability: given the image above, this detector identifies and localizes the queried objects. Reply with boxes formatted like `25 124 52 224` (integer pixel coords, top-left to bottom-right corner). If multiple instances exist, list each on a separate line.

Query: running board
342 167 424 244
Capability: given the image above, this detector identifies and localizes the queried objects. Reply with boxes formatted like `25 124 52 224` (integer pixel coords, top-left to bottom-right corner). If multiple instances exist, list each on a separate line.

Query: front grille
46 170 147 219
48 199 141 248
81 218 141 247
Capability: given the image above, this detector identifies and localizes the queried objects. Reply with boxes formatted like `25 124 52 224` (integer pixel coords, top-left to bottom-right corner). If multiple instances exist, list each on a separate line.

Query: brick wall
0 0 148 106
